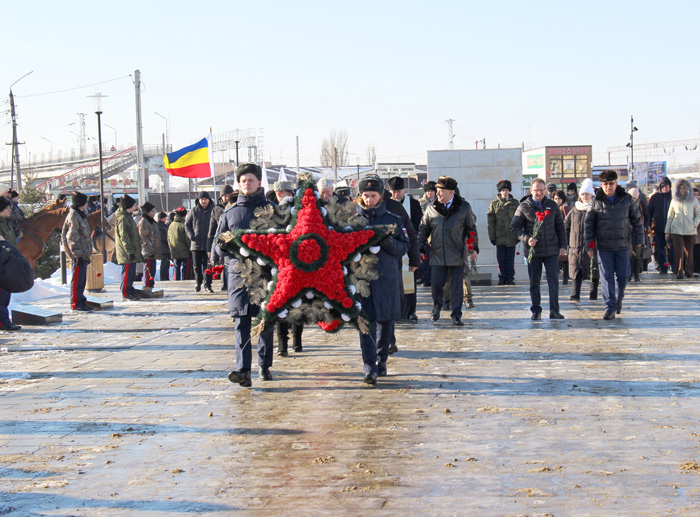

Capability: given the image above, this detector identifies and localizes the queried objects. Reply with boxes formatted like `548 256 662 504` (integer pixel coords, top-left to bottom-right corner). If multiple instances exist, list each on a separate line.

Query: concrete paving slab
1 274 700 514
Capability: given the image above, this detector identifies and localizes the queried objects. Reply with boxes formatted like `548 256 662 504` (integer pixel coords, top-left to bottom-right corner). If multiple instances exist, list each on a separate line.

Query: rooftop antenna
446 119 455 150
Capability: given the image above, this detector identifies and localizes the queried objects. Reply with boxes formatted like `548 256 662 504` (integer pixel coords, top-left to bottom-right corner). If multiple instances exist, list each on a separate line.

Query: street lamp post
154 112 170 207
104 124 117 150
234 140 240 166
89 93 108 263
626 115 638 175
9 70 34 191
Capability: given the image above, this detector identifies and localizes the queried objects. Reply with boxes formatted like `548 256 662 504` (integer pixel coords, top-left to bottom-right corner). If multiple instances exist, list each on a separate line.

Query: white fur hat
579 178 595 196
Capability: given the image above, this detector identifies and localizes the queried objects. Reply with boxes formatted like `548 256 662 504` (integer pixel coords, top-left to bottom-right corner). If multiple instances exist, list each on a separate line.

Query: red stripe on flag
166 163 211 179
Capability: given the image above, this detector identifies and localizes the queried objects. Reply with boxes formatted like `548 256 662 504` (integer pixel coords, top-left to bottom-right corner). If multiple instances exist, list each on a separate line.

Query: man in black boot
217 164 275 386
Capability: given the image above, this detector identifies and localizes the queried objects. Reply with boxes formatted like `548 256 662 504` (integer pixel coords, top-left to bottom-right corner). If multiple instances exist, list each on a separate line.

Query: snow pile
8 262 123 311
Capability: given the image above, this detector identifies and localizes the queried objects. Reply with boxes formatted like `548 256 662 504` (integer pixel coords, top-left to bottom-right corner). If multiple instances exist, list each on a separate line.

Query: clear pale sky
3 0 699 169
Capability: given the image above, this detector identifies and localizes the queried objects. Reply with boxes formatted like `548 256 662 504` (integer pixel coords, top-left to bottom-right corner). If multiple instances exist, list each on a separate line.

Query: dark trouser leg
597 249 615 310
542 254 560 313
672 234 684 277
359 324 379 375
598 249 629 310
192 251 211 287
276 321 289 355
0 288 12 326
292 323 303 351
121 263 136 298
694 244 700 274
527 256 544 314
504 246 516 283
687 236 697 277
654 233 668 272
496 245 507 284
144 259 156 288
375 320 394 365
449 264 465 318
401 291 417 319
257 324 274 369
431 266 448 310
561 260 569 284
572 271 582 298
71 258 88 309
159 255 171 281
234 314 253 371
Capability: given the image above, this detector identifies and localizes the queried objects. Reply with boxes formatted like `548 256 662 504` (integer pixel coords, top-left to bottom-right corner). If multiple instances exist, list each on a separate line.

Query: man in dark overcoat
217 164 275 387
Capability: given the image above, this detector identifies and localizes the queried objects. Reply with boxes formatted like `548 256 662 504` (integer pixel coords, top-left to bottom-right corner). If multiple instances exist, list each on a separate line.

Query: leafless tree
320 129 349 168
366 143 376 167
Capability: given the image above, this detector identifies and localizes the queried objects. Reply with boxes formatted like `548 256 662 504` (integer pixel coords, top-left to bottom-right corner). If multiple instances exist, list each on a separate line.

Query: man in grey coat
418 176 478 326
511 177 567 320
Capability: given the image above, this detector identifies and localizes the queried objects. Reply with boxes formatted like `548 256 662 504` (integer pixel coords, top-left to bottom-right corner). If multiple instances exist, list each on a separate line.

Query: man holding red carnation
511 177 567 320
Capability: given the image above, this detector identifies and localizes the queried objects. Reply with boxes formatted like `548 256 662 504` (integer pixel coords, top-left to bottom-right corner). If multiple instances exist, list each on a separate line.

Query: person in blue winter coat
217 163 275 388
355 176 409 385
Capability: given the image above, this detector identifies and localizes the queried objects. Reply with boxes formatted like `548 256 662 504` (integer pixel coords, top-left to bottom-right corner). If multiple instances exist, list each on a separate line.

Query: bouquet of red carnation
527 210 550 263
587 240 597 282
466 231 478 281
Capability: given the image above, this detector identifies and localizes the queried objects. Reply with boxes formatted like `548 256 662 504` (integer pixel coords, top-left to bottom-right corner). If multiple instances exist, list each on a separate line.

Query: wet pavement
1 273 700 515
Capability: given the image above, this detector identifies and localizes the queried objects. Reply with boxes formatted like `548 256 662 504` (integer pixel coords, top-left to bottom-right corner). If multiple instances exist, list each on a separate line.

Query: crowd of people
1 171 699 388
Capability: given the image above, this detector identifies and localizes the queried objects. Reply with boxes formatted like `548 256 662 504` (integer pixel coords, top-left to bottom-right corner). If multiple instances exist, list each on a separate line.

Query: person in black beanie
61 192 94 312
156 212 171 281
138 201 160 290
186 191 214 293
115 194 143 300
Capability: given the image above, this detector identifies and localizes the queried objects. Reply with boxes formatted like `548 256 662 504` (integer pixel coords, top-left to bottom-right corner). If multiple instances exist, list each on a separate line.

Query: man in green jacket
115 194 143 301
487 180 520 285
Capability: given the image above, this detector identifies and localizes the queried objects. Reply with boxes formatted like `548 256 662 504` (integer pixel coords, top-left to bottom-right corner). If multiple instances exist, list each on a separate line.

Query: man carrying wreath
217 163 275 387
511 177 567 320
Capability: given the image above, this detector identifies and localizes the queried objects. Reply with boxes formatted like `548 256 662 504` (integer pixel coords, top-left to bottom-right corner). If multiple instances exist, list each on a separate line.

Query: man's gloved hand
379 235 394 249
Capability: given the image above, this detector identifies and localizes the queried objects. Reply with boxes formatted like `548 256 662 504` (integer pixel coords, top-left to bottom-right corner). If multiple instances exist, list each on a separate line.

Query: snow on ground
8 262 124 311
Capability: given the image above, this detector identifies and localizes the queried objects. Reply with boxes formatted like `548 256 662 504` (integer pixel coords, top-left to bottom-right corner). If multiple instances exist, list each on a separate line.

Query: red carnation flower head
545 209 551 215
466 237 475 245
470 231 476 237
536 211 546 222
588 240 595 249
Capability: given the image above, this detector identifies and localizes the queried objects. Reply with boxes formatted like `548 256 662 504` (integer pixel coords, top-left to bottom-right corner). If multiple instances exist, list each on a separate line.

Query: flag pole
210 129 218 204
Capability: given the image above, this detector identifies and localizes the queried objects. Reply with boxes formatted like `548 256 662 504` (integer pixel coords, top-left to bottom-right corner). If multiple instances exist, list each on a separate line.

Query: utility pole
9 90 23 191
134 70 147 202
8 71 33 191
446 119 455 150
333 146 338 184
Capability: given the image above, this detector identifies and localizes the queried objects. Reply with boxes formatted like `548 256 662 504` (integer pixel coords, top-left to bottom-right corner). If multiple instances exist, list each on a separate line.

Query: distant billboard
632 161 667 185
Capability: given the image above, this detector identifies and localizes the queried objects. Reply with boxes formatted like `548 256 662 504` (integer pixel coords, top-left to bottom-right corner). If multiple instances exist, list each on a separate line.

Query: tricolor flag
164 135 214 178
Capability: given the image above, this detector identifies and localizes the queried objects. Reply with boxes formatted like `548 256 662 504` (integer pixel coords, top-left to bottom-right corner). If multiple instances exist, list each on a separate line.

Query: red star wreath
218 178 393 334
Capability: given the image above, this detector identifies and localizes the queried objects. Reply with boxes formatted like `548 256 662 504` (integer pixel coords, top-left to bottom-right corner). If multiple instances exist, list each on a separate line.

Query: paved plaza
1 273 700 515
